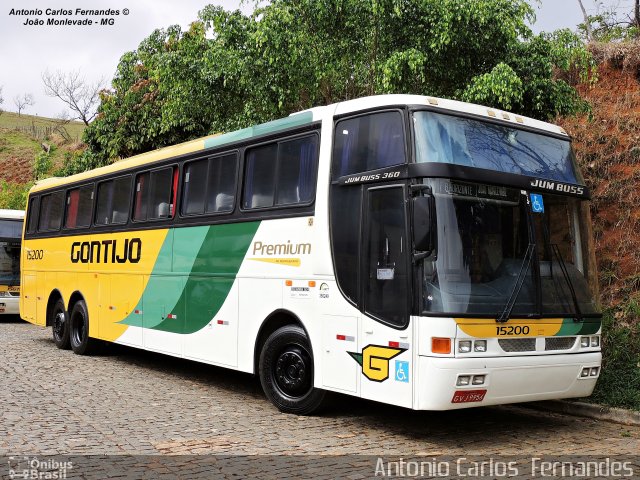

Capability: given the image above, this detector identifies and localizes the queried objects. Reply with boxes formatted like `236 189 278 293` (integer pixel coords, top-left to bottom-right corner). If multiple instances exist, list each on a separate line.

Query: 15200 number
496 325 530 336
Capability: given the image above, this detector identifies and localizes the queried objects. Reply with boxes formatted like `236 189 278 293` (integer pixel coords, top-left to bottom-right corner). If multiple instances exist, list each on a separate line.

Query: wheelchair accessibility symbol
530 193 544 213
395 360 409 383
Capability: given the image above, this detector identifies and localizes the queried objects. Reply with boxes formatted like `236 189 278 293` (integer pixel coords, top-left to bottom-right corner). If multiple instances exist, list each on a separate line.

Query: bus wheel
51 298 70 350
69 300 97 355
259 325 325 415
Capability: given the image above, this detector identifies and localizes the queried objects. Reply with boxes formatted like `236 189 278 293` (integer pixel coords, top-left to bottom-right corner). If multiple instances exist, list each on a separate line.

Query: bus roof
0 209 25 220
28 94 568 195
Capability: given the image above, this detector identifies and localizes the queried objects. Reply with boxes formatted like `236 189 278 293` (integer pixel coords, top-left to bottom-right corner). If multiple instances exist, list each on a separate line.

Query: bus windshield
0 219 22 286
420 179 599 318
413 111 584 185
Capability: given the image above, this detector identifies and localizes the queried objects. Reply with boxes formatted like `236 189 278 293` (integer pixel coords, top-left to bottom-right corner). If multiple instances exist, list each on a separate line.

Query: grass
0 111 85 140
587 310 640 411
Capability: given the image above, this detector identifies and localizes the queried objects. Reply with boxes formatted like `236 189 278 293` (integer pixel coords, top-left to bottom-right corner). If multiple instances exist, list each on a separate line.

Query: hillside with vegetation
0 113 86 209
558 43 640 408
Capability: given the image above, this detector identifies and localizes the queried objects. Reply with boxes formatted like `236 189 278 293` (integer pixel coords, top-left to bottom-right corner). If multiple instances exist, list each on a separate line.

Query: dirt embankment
559 43 640 319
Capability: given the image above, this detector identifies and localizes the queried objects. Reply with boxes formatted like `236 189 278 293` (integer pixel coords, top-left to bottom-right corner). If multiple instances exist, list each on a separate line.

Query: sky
0 0 636 119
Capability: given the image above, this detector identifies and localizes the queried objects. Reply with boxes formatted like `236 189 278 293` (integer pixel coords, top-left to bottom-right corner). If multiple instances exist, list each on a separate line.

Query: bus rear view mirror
413 195 434 254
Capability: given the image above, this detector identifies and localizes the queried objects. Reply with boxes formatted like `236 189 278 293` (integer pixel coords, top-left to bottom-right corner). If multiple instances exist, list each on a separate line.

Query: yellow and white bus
1 209 24 316
21 95 602 414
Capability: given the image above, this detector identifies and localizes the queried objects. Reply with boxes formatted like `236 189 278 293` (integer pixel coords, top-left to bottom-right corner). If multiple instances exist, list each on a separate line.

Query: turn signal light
432 337 451 354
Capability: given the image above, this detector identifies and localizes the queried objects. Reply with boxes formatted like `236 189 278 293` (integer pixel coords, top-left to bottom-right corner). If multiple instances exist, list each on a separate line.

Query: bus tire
69 300 97 355
259 324 325 415
51 298 70 350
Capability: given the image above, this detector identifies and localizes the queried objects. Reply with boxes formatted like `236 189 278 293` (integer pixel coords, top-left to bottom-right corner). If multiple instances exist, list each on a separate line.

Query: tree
81 0 593 167
13 93 34 116
42 69 104 126
577 0 640 41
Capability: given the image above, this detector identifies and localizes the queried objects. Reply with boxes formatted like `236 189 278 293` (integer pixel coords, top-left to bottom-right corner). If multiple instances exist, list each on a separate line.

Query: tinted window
244 144 277 208
38 191 64 231
330 186 361 304
332 111 405 179
133 167 176 221
207 154 237 213
365 187 408 326
27 197 38 234
65 185 93 229
413 111 583 184
182 153 237 216
133 172 150 221
243 135 318 209
96 176 131 225
182 159 208 215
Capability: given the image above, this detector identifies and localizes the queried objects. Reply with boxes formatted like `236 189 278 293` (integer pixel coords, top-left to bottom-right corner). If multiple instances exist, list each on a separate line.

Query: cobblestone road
1 319 638 459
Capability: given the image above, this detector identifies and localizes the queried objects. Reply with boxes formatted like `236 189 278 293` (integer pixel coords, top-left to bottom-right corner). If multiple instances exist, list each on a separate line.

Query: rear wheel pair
50 299 97 355
259 325 325 415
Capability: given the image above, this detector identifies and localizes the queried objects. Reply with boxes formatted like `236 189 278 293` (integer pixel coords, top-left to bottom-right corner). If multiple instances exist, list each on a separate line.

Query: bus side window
95 176 131 225
38 191 64 232
243 134 318 209
65 185 93 229
206 153 237 213
26 197 39 234
183 154 238 216
332 111 405 178
150 167 175 219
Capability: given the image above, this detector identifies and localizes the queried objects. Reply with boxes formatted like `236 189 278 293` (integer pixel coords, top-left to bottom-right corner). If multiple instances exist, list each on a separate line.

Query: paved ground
1 318 638 476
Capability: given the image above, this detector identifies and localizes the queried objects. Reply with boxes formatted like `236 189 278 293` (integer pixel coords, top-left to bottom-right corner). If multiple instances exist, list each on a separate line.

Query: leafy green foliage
0 180 32 210
33 145 55 180
589 310 640 410
80 0 594 166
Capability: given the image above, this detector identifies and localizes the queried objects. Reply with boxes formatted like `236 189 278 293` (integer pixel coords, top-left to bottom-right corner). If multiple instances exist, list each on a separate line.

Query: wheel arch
253 309 312 375
45 289 65 327
67 290 86 314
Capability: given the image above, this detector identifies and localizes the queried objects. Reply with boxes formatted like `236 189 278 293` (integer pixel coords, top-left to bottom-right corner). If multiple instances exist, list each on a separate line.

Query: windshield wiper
550 244 584 321
497 243 535 323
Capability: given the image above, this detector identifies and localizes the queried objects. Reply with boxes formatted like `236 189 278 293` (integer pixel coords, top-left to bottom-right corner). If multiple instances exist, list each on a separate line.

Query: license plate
451 389 487 403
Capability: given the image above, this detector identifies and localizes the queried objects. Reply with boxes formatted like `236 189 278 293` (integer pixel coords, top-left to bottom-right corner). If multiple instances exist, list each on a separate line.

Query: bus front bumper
415 352 601 410
0 295 20 315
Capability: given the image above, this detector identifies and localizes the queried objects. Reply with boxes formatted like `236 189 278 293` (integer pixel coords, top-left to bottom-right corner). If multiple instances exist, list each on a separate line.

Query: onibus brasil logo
348 345 406 382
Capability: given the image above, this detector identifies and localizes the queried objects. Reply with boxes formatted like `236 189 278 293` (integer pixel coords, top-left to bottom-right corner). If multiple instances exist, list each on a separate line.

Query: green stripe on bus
120 221 260 334
203 112 314 150
556 317 601 336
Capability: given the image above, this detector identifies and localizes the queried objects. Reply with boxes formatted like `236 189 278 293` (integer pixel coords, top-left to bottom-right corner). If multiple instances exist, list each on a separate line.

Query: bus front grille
498 338 536 352
545 337 576 351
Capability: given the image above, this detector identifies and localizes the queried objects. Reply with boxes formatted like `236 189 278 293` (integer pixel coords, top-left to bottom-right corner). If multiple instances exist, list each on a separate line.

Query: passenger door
359 185 413 408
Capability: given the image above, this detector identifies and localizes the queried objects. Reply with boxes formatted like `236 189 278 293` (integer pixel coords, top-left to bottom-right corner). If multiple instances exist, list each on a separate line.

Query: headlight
0 291 6 297
591 336 600 347
472 375 485 385
474 340 487 352
457 375 471 386
581 337 590 348
458 341 472 353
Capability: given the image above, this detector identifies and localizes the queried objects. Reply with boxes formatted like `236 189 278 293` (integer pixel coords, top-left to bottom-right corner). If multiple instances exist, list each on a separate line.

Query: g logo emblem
348 345 406 382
